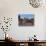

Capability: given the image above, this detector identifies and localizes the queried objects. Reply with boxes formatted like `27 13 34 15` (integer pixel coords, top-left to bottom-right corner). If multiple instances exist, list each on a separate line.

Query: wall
0 0 46 40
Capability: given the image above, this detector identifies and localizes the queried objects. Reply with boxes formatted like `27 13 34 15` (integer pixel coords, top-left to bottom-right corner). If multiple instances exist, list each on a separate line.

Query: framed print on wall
18 14 34 26
29 0 43 8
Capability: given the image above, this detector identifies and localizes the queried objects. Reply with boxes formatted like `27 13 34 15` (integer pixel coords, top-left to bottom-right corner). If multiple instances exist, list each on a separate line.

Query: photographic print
18 14 34 26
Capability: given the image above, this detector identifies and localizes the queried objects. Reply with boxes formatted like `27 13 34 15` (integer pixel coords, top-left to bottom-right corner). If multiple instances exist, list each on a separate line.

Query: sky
20 14 34 19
